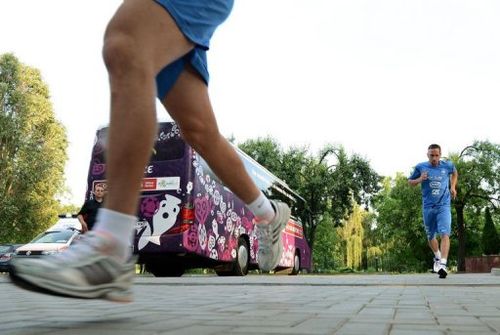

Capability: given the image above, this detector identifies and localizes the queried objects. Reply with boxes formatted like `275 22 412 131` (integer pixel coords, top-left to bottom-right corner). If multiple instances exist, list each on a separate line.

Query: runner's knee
181 122 220 155
102 32 152 80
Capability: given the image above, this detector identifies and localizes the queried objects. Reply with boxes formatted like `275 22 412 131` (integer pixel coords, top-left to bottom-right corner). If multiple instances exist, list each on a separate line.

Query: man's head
93 184 105 201
427 144 441 166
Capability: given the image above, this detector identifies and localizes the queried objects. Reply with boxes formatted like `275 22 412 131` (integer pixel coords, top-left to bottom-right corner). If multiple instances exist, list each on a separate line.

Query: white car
15 217 82 258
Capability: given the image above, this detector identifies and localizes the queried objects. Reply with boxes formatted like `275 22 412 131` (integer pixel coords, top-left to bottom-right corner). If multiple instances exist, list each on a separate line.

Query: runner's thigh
104 0 194 74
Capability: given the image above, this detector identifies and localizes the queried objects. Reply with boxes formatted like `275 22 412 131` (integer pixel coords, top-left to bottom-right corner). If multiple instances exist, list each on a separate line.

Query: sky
1 0 499 205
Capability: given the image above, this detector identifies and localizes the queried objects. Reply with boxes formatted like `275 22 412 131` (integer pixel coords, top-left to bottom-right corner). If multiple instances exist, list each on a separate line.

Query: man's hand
81 222 89 233
77 214 88 233
450 187 457 200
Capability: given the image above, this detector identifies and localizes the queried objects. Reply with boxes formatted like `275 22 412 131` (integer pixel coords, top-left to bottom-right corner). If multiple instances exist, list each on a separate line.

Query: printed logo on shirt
430 181 441 189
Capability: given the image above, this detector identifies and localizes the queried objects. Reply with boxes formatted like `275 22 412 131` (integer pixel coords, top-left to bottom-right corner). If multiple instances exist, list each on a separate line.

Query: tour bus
85 122 311 276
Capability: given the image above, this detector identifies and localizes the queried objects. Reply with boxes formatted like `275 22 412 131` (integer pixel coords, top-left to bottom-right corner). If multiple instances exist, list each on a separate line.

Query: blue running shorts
153 0 234 99
422 206 451 240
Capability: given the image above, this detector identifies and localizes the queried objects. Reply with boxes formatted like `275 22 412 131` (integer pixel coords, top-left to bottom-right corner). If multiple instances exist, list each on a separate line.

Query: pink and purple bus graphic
85 122 311 276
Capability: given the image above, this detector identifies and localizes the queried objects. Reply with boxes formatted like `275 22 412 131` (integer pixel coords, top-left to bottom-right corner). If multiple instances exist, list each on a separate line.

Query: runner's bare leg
103 0 194 215
161 67 261 204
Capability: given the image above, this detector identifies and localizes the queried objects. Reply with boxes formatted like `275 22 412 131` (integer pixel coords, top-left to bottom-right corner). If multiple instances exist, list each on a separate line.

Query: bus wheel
146 263 185 277
215 236 249 276
289 250 300 275
234 236 249 276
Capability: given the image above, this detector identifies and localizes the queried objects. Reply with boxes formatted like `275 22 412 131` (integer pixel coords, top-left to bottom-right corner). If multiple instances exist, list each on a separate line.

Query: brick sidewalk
0 273 499 335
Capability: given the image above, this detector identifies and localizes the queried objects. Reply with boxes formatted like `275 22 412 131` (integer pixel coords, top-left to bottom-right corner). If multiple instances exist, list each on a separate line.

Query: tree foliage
450 140 500 270
371 174 431 272
482 207 500 255
238 138 381 249
312 213 341 271
336 203 365 270
0 53 68 243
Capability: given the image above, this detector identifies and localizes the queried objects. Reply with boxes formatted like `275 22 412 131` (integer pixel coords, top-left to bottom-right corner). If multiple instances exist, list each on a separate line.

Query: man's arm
77 202 89 233
77 214 89 233
408 170 428 186
409 177 422 186
450 170 458 199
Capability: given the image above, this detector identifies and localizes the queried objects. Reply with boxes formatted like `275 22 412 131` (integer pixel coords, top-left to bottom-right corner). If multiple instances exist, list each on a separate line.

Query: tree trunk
308 222 317 251
455 205 466 272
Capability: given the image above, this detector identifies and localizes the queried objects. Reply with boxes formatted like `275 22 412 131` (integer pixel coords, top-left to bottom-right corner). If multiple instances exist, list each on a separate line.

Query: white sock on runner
93 208 136 261
440 258 447 265
434 250 441 259
247 191 274 224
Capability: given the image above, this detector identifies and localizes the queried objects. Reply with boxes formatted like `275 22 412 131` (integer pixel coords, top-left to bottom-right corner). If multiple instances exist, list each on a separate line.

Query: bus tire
289 250 300 275
215 236 249 276
233 236 249 276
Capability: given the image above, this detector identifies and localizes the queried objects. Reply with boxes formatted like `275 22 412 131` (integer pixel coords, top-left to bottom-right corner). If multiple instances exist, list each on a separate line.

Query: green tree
372 174 430 272
312 213 341 271
367 246 382 271
456 206 484 258
238 139 381 249
482 207 500 255
450 141 500 270
0 53 68 243
312 145 380 229
362 211 378 269
337 203 365 270
238 137 284 176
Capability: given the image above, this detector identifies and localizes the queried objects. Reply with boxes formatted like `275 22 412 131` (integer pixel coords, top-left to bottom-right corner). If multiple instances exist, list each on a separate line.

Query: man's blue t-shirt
408 160 456 208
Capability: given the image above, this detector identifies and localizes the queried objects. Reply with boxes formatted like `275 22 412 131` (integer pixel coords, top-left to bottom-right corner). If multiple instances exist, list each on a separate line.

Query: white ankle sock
434 251 441 259
247 192 274 223
440 258 447 265
93 208 136 260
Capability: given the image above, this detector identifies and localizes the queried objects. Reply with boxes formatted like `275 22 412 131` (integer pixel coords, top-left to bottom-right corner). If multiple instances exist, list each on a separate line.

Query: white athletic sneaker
9 232 135 302
255 200 291 272
432 258 440 273
437 263 448 279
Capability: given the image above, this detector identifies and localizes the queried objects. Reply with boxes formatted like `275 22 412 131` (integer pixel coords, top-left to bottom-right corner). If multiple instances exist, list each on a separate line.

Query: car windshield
0 245 12 253
32 230 75 244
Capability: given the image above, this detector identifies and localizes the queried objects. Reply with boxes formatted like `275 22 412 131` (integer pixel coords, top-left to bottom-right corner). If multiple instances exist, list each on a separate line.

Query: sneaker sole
438 268 448 279
9 266 133 303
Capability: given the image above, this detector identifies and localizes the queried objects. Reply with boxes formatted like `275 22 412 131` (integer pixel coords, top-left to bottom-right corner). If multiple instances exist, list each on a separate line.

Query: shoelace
256 224 272 250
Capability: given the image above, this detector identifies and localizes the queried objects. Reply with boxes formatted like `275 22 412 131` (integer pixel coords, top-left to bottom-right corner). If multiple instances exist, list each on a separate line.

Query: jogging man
10 0 290 301
408 144 458 279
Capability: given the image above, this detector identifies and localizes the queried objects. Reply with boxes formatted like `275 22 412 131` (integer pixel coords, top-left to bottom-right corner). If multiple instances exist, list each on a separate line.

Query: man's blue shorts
153 0 234 99
422 206 452 240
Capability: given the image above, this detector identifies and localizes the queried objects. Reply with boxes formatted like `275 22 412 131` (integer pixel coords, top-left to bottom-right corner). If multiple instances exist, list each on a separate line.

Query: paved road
0 273 499 335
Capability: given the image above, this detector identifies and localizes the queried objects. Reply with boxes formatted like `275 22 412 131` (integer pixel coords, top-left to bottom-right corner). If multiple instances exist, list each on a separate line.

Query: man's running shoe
9 232 135 302
256 200 290 272
431 258 440 273
438 263 448 279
